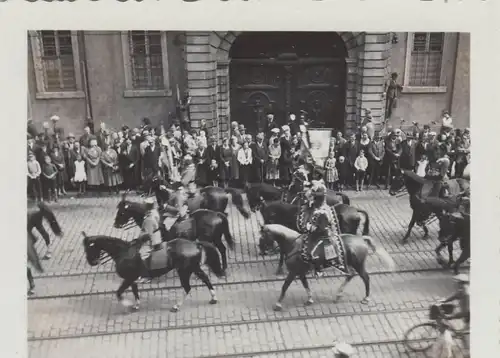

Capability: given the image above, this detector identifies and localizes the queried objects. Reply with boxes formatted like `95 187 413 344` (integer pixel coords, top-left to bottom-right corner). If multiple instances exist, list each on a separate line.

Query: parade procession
27 31 471 358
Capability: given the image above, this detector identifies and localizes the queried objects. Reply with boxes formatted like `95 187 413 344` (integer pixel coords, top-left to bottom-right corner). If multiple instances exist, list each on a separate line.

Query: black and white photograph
24 29 475 358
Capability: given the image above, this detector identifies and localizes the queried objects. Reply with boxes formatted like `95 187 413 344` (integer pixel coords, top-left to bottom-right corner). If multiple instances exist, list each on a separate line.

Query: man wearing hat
236 124 246 145
368 132 385 187
400 132 418 171
136 197 163 284
251 132 268 182
384 131 402 185
298 180 346 276
62 133 77 184
439 274 470 329
332 342 354 358
361 108 375 140
287 113 300 137
264 112 279 138
279 125 294 187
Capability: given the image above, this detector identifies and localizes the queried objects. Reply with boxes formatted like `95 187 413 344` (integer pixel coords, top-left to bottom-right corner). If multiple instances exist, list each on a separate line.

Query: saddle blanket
302 237 347 274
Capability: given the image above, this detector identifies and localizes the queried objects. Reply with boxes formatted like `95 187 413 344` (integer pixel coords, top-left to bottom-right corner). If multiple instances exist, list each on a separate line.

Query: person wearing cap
267 135 281 186
287 113 300 136
251 132 268 182
264 112 279 138
342 134 359 188
332 342 354 358
298 180 346 276
136 196 163 284
185 180 205 214
400 132 418 171
279 127 294 187
27 151 42 202
439 274 470 329
142 135 161 181
79 126 95 149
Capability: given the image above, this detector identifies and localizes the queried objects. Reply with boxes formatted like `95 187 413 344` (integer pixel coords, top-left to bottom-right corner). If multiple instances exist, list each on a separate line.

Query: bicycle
403 303 470 357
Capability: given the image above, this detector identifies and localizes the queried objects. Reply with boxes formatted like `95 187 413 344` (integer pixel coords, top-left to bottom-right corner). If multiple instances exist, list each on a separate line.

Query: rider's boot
313 259 324 277
136 257 152 284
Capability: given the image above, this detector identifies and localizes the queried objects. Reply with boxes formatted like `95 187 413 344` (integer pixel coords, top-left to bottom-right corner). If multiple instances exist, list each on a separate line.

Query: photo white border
1 0 499 357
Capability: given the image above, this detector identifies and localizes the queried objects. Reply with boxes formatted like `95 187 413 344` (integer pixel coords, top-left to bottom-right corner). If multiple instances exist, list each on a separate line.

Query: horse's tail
225 187 250 219
357 209 370 236
336 192 350 205
197 241 225 278
215 211 235 250
362 236 396 271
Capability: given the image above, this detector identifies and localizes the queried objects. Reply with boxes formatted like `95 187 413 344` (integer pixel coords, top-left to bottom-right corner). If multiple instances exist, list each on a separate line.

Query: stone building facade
28 31 469 138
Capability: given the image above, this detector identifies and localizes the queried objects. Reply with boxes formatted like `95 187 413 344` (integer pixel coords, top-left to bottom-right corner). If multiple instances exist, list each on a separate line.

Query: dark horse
82 232 224 312
245 182 286 212
389 169 470 243
259 201 370 274
143 175 250 219
28 202 63 259
424 196 470 274
257 224 395 310
114 195 235 273
27 202 63 295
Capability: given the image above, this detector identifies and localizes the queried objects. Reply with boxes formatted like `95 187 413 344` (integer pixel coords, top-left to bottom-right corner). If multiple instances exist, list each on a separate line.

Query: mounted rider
439 274 470 329
297 180 347 277
137 197 163 284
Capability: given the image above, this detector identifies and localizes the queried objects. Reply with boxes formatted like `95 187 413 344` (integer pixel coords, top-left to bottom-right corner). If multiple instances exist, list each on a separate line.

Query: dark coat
194 147 209 185
343 140 360 166
206 144 220 164
400 139 418 169
251 141 268 182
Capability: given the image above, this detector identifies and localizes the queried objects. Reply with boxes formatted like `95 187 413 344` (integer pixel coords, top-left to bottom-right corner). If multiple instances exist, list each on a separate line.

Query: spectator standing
85 139 104 194
354 149 369 191
237 141 253 187
219 138 232 188
101 145 123 194
73 153 87 196
41 155 58 202
27 152 42 202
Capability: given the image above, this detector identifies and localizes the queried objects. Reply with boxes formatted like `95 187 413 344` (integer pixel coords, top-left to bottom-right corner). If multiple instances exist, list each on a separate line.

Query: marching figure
137 197 163 284
297 180 346 277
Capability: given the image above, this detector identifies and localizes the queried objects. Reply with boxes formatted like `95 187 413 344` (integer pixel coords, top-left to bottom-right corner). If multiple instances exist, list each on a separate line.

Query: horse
287 171 350 206
388 169 470 243
144 176 250 219
82 232 224 312
27 202 62 295
257 224 395 310
114 196 235 273
28 202 63 259
258 201 370 275
245 182 285 212
423 196 470 274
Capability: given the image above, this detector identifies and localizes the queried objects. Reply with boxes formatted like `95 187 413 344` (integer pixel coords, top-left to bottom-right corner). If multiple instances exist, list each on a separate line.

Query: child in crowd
42 155 58 202
208 159 219 187
73 153 87 196
324 152 338 190
416 154 429 177
354 149 368 192
27 152 42 202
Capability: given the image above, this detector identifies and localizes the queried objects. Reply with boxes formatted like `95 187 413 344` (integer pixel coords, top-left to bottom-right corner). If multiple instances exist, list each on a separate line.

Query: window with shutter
39 31 77 91
408 32 444 87
128 31 164 90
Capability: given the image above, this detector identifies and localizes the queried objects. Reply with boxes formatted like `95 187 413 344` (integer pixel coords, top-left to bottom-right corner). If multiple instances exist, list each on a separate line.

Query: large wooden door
230 58 346 135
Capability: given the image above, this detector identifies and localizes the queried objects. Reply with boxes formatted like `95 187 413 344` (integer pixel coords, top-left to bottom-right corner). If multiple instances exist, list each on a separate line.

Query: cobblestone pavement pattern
28 190 469 358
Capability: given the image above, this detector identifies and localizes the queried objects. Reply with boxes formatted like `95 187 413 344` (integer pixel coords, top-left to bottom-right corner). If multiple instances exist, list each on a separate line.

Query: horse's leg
273 271 297 311
171 269 193 312
276 251 285 275
435 239 448 266
298 275 314 306
130 283 140 311
352 262 371 304
334 267 356 302
27 268 35 295
194 267 218 304
116 279 134 310
213 238 228 273
402 212 417 243
447 236 456 267
35 223 52 259
453 241 470 275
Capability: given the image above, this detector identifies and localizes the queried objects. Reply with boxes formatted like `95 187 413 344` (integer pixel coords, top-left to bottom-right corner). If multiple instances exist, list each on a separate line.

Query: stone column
184 32 217 131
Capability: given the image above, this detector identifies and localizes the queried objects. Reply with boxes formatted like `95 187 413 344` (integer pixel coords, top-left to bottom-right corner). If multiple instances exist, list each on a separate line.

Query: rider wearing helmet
439 274 470 329
298 180 346 277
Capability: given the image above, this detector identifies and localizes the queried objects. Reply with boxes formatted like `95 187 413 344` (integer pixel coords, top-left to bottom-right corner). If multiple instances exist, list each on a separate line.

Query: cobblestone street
27 189 469 358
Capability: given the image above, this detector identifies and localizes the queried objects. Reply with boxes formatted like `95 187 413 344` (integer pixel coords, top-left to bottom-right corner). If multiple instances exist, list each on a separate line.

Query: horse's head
82 232 101 266
258 225 275 256
388 170 405 196
114 194 137 228
37 202 63 237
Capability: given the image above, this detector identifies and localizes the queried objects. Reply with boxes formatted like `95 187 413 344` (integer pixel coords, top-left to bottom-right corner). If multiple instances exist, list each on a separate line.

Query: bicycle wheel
403 322 441 352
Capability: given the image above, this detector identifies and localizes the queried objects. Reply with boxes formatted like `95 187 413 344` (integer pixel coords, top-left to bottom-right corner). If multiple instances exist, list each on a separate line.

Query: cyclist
439 274 470 329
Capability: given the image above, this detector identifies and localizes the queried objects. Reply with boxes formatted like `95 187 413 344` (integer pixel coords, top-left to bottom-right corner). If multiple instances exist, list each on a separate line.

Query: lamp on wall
391 33 399 44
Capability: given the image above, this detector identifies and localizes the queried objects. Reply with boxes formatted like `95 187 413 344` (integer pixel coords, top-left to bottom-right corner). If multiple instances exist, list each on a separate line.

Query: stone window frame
29 30 85 100
121 31 172 98
402 32 451 94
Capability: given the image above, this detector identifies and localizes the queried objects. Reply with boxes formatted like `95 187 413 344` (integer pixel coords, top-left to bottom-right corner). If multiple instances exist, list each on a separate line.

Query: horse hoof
170 306 180 313
304 299 314 306
273 303 283 311
120 299 133 308
334 294 343 302
131 304 140 311
43 253 52 260
209 299 218 305
28 289 35 296
360 297 371 305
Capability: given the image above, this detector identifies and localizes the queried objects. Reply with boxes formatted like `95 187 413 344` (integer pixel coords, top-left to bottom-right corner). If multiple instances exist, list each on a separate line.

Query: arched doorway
229 32 348 135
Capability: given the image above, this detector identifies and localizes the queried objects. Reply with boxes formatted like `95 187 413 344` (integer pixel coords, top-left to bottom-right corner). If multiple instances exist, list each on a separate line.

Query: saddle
145 243 171 271
171 217 195 240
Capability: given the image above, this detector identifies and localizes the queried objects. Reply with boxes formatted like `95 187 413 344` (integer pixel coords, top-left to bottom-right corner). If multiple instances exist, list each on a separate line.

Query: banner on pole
307 128 332 167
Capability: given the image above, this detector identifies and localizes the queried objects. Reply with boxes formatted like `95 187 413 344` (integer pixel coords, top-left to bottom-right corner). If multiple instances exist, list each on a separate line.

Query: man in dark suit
264 112 279 138
120 137 141 190
142 135 161 181
206 136 220 163
343 134 359 187
79 126 95 148
400 132 418 171
287 113 300 137
251 132 268 182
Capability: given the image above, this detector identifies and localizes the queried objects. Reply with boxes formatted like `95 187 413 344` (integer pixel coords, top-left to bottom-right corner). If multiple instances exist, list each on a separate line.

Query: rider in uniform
439 274 470 329
137 197 163 284
297 180 346 277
